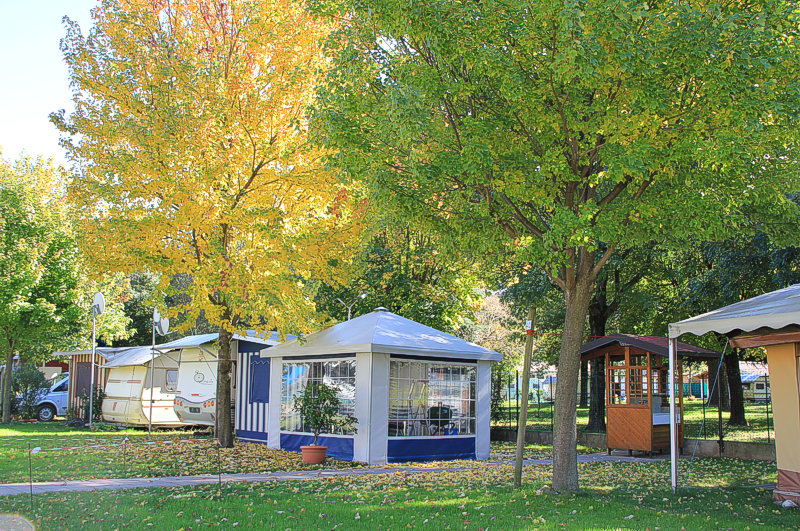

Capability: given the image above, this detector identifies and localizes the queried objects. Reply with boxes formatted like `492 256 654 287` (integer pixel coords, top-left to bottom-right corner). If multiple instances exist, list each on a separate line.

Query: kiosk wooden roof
581 334 720 361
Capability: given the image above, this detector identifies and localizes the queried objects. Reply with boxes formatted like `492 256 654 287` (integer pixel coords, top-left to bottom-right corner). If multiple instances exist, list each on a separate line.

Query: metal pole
338 293 366 321
89 309 96 427
515 369 520 431
765 374 771 443
149 309 156 434
702 376 706 438
668 337 678 493
217 440 222 491
514 308 535 488
507 377 512 427
550 377 554 432
717 386 723 453
28 442 34 512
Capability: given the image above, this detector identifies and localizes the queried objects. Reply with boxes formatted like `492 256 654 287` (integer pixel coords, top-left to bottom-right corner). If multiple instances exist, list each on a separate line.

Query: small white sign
525 320 532 331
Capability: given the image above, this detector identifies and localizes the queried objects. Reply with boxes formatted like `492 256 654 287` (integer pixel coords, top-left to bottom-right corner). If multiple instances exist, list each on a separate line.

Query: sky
0 0 96 166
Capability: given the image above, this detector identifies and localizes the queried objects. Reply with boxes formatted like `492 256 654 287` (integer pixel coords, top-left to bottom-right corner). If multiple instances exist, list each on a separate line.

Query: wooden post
514 307 536 488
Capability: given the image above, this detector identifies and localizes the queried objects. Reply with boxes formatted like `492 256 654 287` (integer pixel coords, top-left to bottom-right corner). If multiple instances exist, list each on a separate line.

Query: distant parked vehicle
34 376 70 422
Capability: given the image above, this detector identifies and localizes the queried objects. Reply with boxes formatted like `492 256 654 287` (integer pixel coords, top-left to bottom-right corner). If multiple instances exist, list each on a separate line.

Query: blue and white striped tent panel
236 349 269 441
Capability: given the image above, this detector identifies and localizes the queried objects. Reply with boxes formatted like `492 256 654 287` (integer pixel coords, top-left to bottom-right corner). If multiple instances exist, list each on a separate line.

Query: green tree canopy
0 155 85 422
315 223 480 332
313 0 800 489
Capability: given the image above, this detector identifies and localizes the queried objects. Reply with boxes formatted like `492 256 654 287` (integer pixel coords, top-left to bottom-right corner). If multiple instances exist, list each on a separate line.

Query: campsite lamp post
89 293 105 427
336 292 367 321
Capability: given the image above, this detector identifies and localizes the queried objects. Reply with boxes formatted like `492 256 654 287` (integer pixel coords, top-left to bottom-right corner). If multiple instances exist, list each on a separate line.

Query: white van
34 376 70 422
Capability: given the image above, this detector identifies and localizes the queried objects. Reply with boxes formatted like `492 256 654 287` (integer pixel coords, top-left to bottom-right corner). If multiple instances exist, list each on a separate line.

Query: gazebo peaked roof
581 334 720 360
261 308 502 361
669 283 800 339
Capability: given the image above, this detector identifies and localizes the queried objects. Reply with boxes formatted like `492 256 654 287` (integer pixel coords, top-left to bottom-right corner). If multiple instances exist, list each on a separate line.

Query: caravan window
388 360 476 437
280 359 356 435
165 370 178 392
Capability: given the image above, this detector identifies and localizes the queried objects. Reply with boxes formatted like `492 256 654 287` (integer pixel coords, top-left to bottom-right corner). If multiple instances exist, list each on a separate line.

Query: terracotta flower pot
300 445 328 464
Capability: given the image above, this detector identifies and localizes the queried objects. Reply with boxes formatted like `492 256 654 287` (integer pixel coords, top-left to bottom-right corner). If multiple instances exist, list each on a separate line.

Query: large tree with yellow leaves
54 0 363 445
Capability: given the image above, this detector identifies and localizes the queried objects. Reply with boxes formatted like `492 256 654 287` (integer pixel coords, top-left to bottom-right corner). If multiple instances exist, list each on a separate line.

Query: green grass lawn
0 457 792 529
0 421 596 484
0 421 359 483
0 420 206 441
494 401 776 443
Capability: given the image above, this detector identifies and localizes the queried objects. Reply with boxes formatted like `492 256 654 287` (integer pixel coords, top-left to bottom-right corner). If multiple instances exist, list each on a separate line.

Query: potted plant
293 381 357 464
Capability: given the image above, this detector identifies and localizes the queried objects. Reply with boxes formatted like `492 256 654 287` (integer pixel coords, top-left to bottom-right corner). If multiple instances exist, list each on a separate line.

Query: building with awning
670 284 800 504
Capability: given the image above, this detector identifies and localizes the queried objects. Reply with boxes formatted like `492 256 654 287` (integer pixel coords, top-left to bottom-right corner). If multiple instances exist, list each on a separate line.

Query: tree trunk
216 324 234 448
586 286 608 433
719 359 730 412
587 357 606 432
552 278 594 492
707 358 722 407
725 349 747 425
1 349 13 423
579 360 589 408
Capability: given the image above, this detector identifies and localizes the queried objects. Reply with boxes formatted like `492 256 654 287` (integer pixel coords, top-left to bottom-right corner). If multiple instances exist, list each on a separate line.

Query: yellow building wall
766 343 800 474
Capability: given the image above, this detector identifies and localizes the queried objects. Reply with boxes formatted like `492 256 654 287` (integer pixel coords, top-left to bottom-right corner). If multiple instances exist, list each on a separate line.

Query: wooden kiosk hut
581 335 720 455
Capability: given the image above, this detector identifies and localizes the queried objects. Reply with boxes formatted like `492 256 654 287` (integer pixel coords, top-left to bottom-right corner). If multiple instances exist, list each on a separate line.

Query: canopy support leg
669 337 678 493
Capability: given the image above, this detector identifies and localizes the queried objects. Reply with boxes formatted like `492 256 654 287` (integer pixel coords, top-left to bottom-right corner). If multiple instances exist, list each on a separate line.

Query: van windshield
52 378 68 393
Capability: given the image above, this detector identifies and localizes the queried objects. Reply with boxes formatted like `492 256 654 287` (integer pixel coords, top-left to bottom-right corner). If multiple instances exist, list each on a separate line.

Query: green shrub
293 382 357 446
66 405 83 421
78 385 106 422
12 365 50 419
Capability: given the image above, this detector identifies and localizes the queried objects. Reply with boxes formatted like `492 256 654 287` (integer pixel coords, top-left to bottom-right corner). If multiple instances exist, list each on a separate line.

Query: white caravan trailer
100 346 183 427
172 332 282 426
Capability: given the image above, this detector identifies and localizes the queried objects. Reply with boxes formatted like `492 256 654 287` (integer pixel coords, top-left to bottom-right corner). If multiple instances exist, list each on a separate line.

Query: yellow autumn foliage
56 0 365 334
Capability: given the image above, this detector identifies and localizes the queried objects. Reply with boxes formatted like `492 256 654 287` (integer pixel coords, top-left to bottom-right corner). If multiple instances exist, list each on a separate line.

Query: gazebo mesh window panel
388 360 476 437
280 359 356 434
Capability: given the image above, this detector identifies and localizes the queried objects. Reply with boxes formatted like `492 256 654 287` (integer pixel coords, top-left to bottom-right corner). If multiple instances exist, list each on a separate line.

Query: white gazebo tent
238 307 501 464
669 284 800 501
